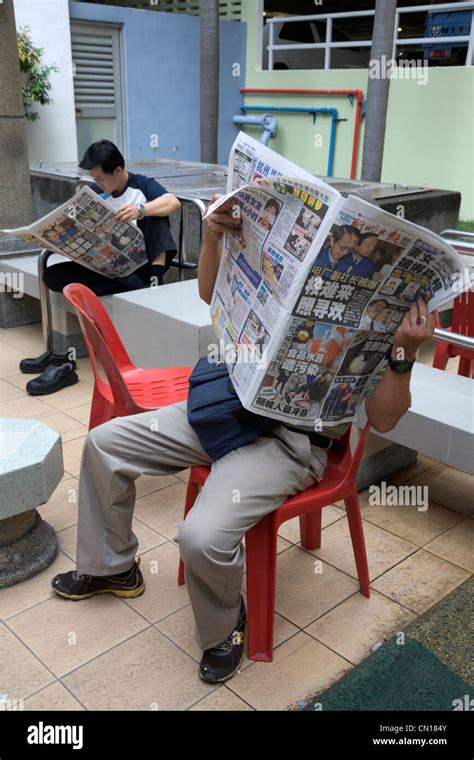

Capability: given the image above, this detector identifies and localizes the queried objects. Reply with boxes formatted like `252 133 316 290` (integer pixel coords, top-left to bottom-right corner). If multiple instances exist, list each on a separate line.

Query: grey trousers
76 400 328 651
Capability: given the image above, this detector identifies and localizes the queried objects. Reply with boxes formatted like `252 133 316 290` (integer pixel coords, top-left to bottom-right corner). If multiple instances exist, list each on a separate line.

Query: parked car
262 18 369 70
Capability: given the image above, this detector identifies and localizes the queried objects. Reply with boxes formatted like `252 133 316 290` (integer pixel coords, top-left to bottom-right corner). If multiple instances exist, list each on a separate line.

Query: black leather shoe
20 350 77 374
199 595 246 683
26 362 79 396
51 558 145 600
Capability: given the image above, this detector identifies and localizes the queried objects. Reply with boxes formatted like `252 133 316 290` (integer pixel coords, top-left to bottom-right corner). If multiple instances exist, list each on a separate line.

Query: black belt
288 427 334 450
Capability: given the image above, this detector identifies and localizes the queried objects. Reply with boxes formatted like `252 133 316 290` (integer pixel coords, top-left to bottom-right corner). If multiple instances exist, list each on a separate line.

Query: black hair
332 224 361 242
358 232 379 242
79 140 125 174
263 198 280 213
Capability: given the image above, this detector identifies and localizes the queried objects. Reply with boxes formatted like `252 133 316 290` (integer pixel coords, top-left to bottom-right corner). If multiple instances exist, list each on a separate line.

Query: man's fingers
209 210 242 228
206 196 234 214
408 301 419 331
417 297 428 317
206 220 241 235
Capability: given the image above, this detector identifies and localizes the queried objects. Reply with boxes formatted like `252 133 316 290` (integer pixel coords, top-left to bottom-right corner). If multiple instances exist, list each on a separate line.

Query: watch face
389 355 414 373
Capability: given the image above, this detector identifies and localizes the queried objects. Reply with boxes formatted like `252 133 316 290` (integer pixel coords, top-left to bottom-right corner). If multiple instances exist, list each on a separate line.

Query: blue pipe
233 113 278 146
239 105 339 177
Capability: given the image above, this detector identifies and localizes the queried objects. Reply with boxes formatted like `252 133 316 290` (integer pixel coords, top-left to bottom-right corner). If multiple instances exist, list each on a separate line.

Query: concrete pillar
0 0 33 228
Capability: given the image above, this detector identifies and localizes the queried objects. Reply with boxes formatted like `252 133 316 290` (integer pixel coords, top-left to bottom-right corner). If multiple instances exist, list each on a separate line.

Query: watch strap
386 347 415 374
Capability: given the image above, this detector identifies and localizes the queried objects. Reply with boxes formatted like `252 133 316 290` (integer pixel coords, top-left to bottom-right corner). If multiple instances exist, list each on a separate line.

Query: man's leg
20 261 149 385
174 425 328 652
74 400 213 576
43 261 147 296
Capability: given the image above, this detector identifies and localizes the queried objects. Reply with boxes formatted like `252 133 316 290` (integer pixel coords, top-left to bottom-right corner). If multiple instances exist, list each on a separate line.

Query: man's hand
114 204 140 223
204 194 242 239
365 298 437 433
392 298 437 361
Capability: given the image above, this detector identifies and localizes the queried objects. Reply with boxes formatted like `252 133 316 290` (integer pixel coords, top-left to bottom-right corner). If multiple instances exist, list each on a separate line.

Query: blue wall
69 2 246 165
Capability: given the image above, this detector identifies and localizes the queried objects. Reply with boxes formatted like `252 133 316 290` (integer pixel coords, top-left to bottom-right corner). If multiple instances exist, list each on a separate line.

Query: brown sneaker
51 557 145 600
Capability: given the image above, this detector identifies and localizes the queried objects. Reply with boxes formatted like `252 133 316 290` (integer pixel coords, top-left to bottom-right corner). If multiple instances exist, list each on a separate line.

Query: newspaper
207 132 469 430
2 186 147 279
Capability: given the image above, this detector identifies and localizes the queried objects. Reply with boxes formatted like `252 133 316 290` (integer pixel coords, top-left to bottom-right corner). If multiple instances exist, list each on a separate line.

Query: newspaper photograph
207 132 470 429
2 186 147 279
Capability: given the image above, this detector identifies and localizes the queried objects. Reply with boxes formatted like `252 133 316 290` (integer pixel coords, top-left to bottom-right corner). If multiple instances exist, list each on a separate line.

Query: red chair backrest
452 290 474 338
62 283 136 411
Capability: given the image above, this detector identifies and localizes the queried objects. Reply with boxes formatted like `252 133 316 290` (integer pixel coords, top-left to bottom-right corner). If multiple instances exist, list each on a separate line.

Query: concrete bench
0 250 115 356
110 277 216 369
357 363 474 475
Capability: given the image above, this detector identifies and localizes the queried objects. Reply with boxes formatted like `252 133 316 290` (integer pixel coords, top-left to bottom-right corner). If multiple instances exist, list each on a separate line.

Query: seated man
51 195 436 684
20 139 181 395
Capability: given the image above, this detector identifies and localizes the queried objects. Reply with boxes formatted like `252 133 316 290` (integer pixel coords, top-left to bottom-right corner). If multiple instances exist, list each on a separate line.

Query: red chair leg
432 342 450 371
178 478 201 586
88 389 114 430
299 510 322 550
344 490 370 598
245 514 277 662
458 357 473 378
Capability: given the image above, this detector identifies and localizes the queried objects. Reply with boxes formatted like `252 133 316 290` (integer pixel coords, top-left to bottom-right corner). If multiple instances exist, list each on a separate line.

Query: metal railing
266 2 474 70
38 194 207 352
440 228 474 256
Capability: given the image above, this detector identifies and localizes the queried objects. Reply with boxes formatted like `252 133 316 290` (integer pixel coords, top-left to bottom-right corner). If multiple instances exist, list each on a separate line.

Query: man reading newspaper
19 140 181 395
51 191 436 685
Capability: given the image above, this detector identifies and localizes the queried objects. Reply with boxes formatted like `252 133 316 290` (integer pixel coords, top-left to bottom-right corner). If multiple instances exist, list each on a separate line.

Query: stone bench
0 418 63 588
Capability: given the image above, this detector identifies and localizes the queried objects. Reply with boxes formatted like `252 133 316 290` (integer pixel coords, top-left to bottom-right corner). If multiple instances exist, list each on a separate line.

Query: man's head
79 140 126 194
355 232 378 258
331 225 360 260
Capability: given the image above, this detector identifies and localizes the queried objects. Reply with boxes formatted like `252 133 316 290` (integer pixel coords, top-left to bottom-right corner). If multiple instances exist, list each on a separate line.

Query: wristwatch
136 203 146 219
386 346 415 374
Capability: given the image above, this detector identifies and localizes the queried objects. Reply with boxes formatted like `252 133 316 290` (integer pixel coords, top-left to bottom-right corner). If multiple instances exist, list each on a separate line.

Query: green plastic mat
300 577 473 711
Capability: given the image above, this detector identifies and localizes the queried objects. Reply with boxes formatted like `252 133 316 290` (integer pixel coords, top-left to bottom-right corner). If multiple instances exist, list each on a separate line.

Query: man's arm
114 193 181 222
141 193 181 217
198 195 242 304
365 299 436 433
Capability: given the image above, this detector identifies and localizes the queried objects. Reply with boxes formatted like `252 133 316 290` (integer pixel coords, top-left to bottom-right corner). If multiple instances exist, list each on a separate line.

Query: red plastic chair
433 291 474 378
178 421 371 662
62 283 192 429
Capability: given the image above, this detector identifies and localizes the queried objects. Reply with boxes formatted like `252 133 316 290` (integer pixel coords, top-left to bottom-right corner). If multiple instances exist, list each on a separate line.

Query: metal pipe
239 105 339 176
433 327 474 351
38 249 54 353
241 88 364 179
233 114 278 145
324 17 333 70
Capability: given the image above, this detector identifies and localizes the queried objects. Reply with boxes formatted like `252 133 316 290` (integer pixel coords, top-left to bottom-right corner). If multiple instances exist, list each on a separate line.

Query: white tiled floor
0 325 472 711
